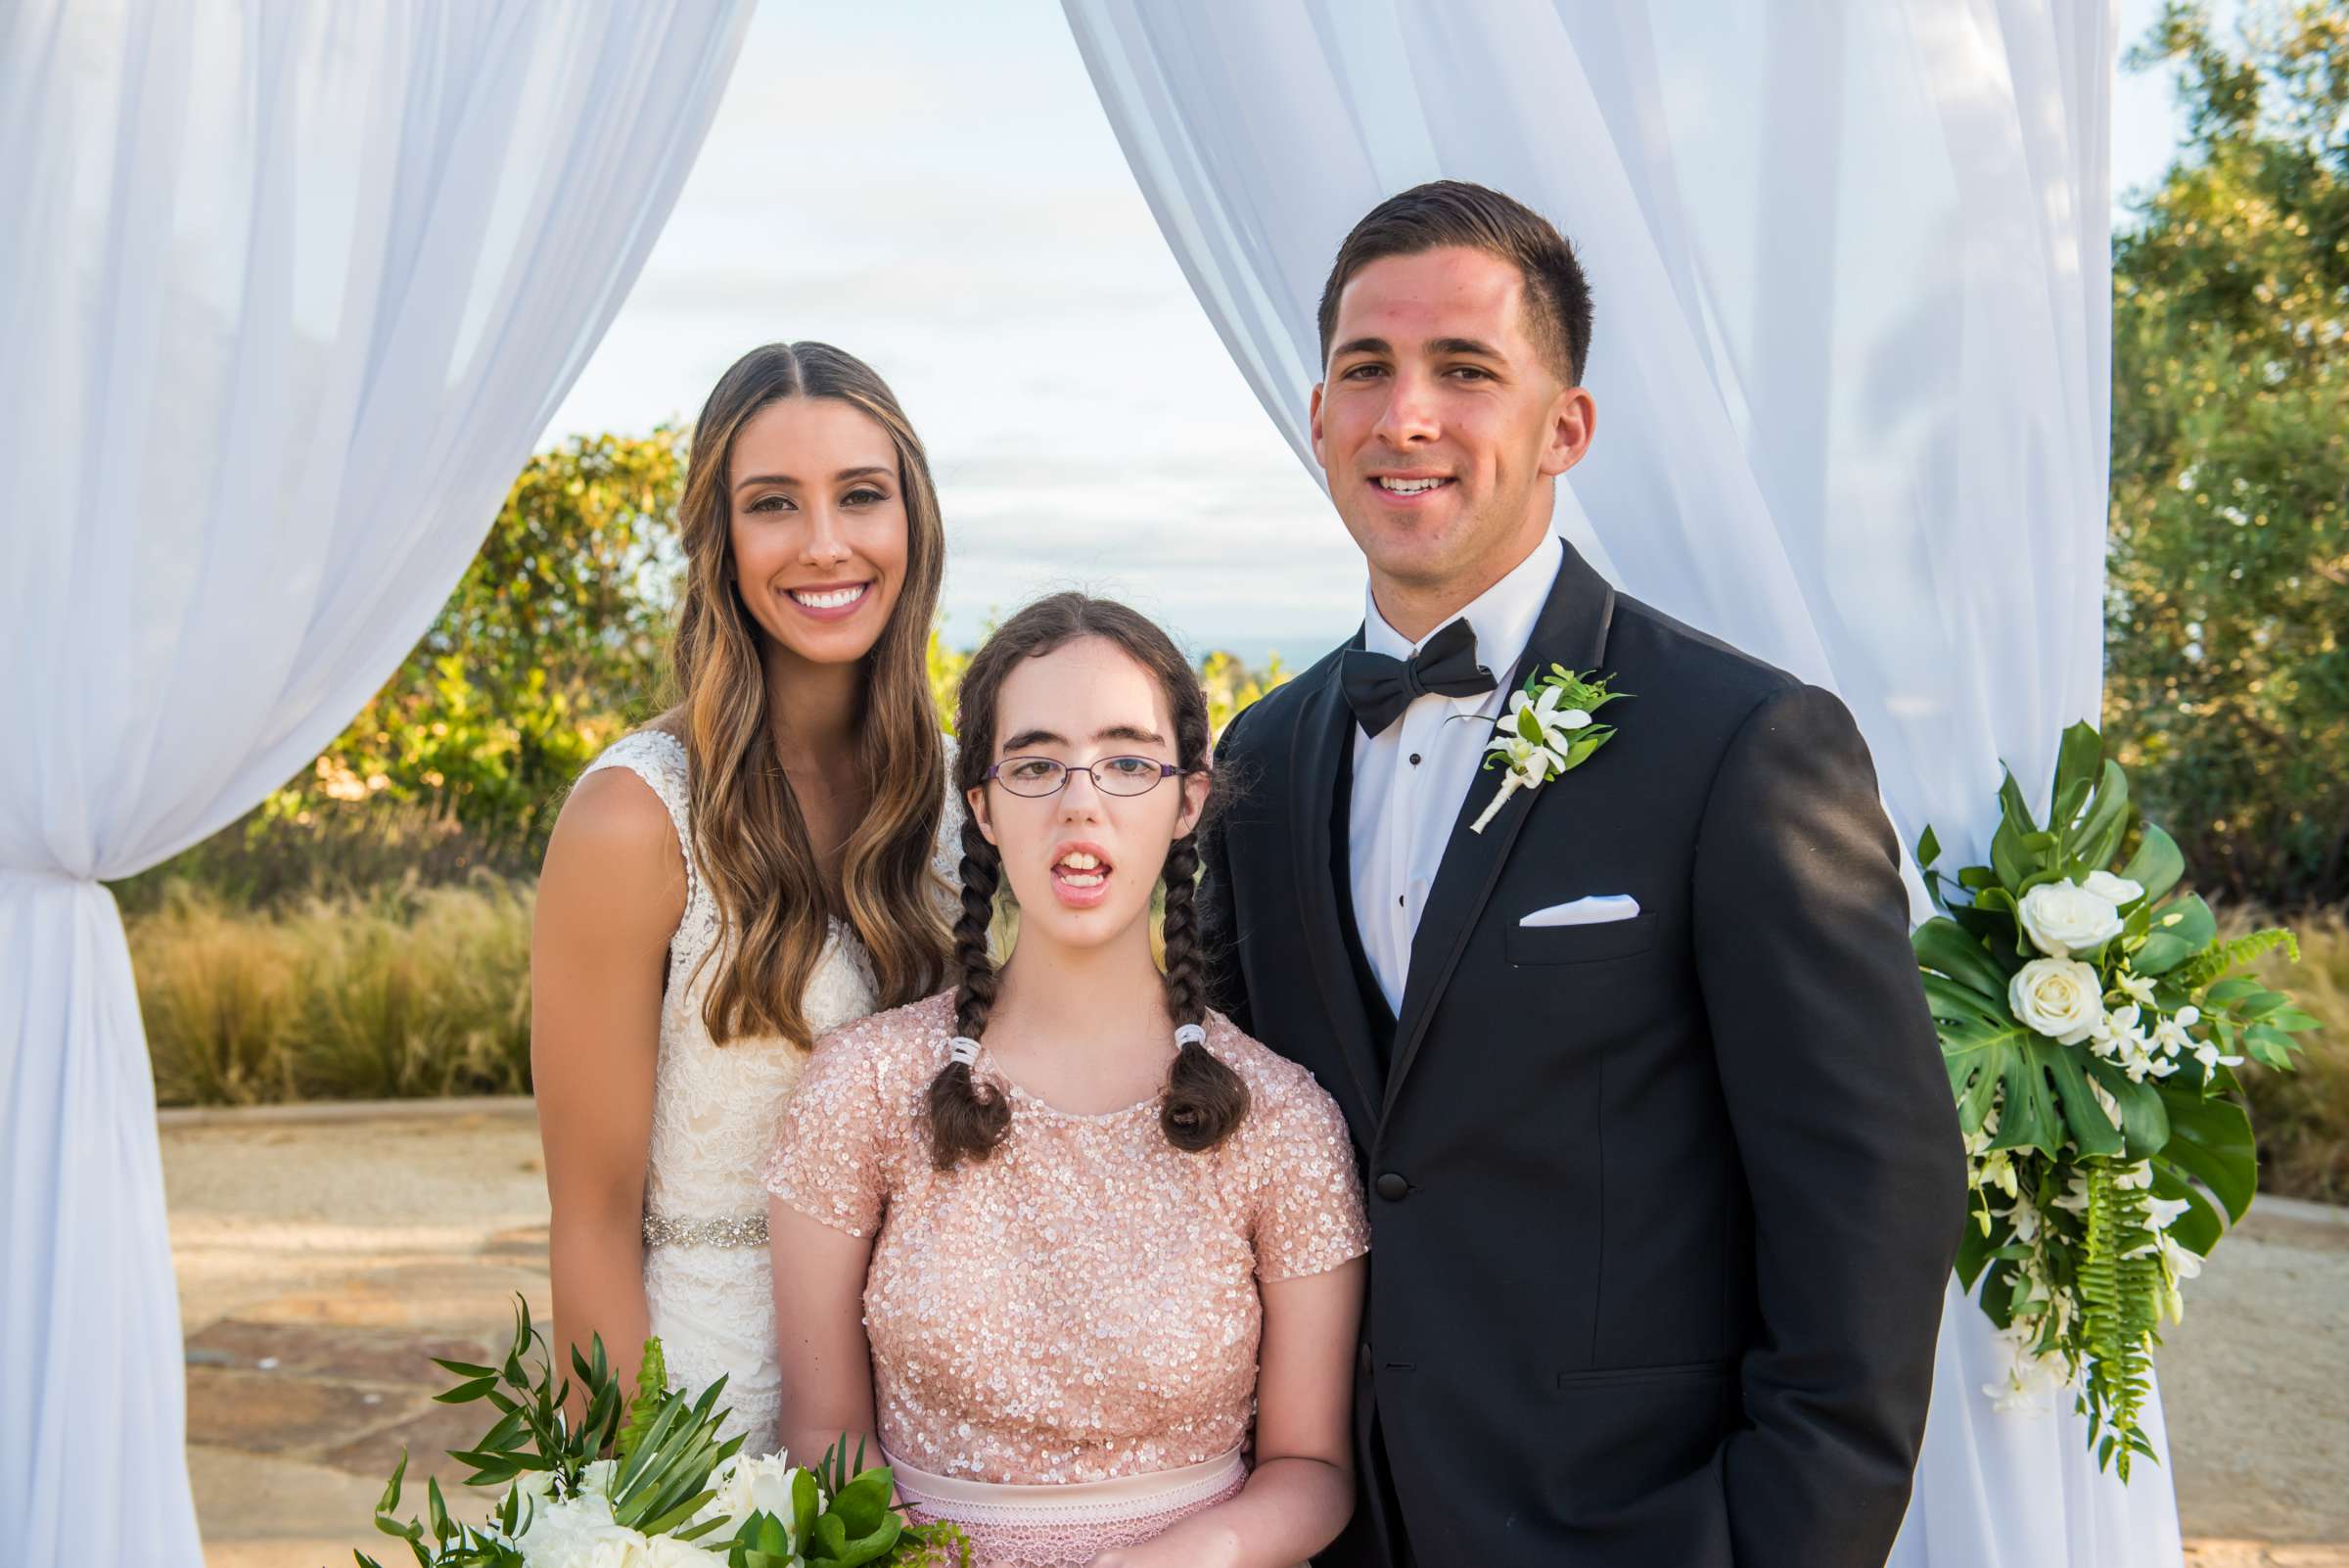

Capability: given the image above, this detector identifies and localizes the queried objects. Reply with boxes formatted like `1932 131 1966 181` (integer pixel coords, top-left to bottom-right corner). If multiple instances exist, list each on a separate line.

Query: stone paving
159 1100 2349 1567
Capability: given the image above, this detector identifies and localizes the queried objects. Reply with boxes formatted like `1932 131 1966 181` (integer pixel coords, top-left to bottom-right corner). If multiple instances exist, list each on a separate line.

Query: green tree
273 431 687 864
1198 648 1290 739
2106 3 2349 906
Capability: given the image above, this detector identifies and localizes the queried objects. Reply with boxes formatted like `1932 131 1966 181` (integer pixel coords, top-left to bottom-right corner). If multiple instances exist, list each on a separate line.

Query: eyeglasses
985 755 1192 799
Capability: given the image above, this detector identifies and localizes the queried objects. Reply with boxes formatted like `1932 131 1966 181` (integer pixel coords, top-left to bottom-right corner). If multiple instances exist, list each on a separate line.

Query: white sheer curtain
1065 2 2181 1564
0 4 750 1561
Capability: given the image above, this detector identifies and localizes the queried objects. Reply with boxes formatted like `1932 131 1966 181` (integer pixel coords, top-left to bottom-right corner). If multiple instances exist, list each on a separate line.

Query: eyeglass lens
994 757 1170 797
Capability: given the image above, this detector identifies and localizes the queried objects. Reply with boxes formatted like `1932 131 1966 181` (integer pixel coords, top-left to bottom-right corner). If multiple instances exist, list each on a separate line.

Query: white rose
700 1453 801 1528
639 1536 719 1568
2080 870 2145 906
516 1494 625 1567
2009 957 2103 1044
2017 880 2126 957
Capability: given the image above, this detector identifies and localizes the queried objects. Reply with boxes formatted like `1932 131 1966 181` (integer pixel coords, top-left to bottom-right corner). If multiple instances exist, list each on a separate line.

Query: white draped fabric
0 4 751 1560
1065 2 2182 1564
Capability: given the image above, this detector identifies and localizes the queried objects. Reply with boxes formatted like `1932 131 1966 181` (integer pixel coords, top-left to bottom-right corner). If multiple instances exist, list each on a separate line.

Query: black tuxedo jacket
1201 542 1965 1568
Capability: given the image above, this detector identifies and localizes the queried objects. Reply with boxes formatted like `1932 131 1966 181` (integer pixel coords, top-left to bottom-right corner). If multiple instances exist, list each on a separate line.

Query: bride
530 341 958 1453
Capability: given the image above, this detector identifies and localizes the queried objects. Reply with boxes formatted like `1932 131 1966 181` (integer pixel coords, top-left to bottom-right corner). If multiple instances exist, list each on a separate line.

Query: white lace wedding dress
577 728 959 1455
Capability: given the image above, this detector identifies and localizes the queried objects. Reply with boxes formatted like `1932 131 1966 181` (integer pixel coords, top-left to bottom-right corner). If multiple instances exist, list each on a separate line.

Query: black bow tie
1340 617 1497 737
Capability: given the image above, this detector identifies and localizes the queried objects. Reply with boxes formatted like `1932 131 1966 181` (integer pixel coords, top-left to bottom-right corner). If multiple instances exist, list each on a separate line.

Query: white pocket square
1519 895 1640 928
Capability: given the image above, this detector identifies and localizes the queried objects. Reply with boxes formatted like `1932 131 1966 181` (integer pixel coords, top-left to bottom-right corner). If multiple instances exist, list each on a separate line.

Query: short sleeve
1250 1078 1371 1283
761 1023 893 1239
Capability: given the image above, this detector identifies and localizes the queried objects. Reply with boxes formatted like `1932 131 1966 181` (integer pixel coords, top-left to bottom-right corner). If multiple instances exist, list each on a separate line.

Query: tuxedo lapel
1288 642 1384 1125
1382 544 1618 1127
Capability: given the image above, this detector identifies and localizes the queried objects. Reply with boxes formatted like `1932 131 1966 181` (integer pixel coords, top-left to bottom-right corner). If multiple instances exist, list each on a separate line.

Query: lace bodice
576 727 960 1454
761 992 1371 1487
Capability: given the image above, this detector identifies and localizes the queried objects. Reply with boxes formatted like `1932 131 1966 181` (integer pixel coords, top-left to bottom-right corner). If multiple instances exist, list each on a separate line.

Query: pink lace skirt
890 1447 1258 1567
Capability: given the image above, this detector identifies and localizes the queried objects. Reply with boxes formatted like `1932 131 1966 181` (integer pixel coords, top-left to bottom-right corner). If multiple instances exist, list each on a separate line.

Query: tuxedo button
1375 1172 1409 1202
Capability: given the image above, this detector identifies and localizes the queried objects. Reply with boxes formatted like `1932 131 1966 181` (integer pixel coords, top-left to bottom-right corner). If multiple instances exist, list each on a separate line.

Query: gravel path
158 1101 2348 1567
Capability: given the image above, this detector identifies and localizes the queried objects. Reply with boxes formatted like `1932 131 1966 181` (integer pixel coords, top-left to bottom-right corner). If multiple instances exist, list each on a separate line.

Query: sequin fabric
577 729 961 1455
761 990 1371 1486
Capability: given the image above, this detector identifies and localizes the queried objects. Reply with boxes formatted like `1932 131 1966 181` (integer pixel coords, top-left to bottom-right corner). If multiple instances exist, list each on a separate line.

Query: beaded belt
641 1213 769 1249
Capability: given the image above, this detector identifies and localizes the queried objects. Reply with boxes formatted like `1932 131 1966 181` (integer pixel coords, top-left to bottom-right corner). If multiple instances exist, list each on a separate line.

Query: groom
1200 181 1965 1568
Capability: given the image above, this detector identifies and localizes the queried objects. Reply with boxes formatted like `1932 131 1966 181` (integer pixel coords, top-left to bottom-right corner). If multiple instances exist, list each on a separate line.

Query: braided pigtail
926 813 1013 1169
1159 833 1249 1152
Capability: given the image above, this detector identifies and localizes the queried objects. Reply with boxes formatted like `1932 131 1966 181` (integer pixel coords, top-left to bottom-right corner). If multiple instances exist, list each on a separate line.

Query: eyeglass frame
982 754 1200 799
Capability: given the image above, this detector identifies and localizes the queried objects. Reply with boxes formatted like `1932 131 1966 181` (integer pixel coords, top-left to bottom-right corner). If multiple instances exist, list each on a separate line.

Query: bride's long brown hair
666 342 951 1047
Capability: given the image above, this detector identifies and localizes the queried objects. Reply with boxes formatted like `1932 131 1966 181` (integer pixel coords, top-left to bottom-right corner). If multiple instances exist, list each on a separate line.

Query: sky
542 0 2224 667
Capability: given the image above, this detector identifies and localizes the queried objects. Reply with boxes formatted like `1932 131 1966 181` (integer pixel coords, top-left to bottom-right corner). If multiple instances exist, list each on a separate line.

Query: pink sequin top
760 990 1370 1486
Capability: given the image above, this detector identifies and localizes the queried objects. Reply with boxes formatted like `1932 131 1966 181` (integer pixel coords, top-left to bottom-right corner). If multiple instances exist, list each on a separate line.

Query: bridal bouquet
354 1297 969 1567
1912 722 2318 1480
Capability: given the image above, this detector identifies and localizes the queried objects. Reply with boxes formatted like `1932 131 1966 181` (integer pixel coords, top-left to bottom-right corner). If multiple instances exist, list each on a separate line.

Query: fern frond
2175 926 2299 992
2073 1163 2162 1481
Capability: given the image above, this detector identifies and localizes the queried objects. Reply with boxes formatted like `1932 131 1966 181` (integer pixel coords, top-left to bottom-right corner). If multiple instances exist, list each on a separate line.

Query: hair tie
1174 1023 1207 1050
948 1036 982 1067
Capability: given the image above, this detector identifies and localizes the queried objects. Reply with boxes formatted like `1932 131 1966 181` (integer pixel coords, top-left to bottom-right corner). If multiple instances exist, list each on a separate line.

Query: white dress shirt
1348 532 1564 1016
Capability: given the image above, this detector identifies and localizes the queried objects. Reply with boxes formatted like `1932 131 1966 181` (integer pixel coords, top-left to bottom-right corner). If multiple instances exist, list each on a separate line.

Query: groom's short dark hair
1317 180 1592 387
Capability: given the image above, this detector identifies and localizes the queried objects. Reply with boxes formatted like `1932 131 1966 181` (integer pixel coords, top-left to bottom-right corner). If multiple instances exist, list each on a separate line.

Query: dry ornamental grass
132 877 534 1106
123 869 2346 1213
2228 904 2349 1205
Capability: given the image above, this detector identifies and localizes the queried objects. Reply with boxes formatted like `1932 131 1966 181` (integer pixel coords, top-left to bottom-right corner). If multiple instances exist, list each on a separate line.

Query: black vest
1328 725 1399 1070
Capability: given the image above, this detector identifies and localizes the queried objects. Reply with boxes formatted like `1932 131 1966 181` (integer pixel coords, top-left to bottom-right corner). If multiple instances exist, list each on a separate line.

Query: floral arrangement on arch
1912 721 2318 1480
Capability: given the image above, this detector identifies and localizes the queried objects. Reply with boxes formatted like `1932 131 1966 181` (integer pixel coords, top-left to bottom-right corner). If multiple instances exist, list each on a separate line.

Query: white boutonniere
1468 666 1629 834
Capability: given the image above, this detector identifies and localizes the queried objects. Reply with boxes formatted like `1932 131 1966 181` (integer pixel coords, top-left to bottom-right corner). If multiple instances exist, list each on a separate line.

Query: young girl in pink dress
763 593 1368 1568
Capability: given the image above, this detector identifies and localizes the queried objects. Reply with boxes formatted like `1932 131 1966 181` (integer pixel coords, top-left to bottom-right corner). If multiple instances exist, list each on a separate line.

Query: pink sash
889 1447 1258 1567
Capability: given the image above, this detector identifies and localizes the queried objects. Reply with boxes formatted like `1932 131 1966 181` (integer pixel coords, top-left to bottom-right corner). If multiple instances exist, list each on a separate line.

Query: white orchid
2115 968 2159 1008
1983 1322 2070 1414
1468 667 1624 833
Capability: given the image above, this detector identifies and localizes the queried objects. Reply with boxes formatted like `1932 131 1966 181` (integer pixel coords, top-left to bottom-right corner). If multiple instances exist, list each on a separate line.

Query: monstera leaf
1914 918 2165 1159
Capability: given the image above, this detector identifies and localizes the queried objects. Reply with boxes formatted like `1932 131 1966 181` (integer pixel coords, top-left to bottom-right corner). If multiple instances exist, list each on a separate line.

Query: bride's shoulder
543 725 689 877
576 722 688 808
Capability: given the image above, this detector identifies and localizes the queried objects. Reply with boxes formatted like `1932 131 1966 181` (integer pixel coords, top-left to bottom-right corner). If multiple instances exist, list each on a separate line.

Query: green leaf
1916 823 1943 870
2135 895 2217 974
2147 1164 2224 1258
1913 918 2014 1000
2071 761 2134 870
830 1466 896 1536
2203 976 2265 1007
2154 1090 2257 1223
2118 824 2185 906
1925 971 2122 1157
434 1375 498 1405
2051 721 2103 815
2085 1059 2171 1159
793 1467 820 1545
376 1448 408 1515
1991 772 2040 891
